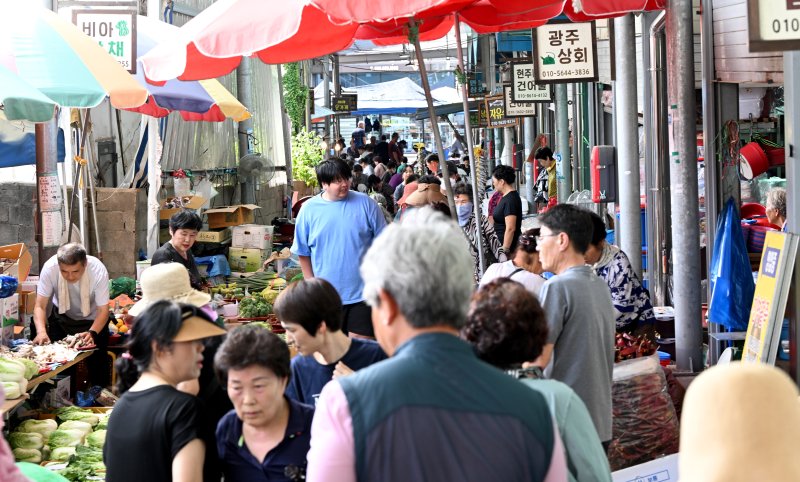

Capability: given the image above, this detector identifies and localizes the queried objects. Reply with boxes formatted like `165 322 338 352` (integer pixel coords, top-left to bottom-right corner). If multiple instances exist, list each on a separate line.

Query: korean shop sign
484 95 519 128
747 0 800 52
331 94 358 114
503 85 537 117
72 10 137 73
477 99 489 127
533 22 598 84
510 60 552 103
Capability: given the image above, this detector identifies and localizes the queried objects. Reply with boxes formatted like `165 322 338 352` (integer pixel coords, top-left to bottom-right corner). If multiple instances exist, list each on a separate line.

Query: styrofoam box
611 453 679 482
231 224 274 250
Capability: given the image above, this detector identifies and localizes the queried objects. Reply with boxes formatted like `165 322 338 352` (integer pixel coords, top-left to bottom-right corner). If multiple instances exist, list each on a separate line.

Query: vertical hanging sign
72 9 137 73
533 22 598 84
37 171 63 248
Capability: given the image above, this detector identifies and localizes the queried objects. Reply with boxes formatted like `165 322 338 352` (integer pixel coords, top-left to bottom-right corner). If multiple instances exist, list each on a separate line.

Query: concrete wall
0 183 38 270
0 183 147 278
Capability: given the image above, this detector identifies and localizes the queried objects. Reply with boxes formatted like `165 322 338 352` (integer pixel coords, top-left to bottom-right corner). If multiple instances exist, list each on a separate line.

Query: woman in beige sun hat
679 362 800 481
128 262 212 317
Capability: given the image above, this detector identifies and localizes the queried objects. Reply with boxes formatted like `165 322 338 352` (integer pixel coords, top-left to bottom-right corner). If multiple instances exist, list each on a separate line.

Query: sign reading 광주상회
533 22 598 84
72 10 137 74
511 60 552 103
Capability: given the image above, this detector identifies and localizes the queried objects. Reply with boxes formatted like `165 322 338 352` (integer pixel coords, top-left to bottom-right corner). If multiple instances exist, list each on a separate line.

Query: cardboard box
231 224 274 250
205 204 260 229
227 247 266 273
611 453 678 482
1 293 19 328
17 290 36 315
197 228 232 243
159 195 206 220
0 243 32 282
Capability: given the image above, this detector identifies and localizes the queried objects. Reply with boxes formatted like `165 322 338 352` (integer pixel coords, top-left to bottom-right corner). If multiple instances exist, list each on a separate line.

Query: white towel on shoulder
57 269 91 317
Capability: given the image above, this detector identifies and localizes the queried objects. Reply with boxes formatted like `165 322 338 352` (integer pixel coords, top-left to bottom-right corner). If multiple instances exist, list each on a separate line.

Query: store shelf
1 351 92 418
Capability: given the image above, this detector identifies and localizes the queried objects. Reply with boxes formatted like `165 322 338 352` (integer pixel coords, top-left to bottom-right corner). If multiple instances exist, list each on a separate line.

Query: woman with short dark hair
462 279 612 482
491 165 523 255
104 301 227 482
214 326 314 482
151 210 205 290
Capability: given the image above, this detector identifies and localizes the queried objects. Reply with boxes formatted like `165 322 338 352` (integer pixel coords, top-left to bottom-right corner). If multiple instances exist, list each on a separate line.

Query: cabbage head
47 429 85 449
12 447 41 463
8 432 43 450
86 430 106 449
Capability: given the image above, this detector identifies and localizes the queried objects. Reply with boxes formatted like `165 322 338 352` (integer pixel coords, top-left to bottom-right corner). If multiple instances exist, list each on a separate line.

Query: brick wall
0 183 40 270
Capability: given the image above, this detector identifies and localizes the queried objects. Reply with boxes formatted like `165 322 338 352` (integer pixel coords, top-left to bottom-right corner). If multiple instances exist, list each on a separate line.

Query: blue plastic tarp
0 120 65 168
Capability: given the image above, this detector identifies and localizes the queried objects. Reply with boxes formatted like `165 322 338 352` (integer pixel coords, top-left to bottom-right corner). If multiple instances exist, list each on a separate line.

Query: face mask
457 202 473 227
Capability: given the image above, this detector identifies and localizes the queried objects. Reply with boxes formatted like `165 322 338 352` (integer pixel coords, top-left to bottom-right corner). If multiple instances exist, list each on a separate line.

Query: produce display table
1 351 93 417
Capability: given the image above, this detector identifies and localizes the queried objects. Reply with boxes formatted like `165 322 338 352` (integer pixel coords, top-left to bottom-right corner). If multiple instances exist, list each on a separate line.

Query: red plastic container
739 142 769 180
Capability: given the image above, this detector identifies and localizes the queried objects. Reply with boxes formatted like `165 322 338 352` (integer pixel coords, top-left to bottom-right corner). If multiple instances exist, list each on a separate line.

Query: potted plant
291 129 325 197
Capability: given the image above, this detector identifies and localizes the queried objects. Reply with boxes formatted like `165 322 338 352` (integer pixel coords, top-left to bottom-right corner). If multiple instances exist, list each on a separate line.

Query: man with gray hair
306 208 567 482
32 243 111 386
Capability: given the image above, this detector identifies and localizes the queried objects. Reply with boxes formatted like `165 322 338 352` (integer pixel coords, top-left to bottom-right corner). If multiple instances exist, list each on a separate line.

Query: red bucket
740 203 766 219
739 142 769 180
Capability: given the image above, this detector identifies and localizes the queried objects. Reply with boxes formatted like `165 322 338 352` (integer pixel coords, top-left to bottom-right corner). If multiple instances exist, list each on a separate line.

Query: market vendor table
1 351 93 416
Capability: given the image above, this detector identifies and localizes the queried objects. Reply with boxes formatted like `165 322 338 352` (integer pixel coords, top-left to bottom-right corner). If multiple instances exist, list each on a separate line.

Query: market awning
414 100 478 120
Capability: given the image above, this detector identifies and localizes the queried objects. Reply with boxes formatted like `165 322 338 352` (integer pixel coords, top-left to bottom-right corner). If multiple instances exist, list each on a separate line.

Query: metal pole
303 60 312 130
523 117 535 207
35 119 60 270
555 83 571 203
455 15 486 274
571 83 581 191
333 54 341 141
146 115 160 258
276 66 295 221
323 57 331 146
667 0 703 372
700 0 721 364
411 21 457 219
644 11 670 306
237 57 255 204
785 51 800 383
615 14 643 276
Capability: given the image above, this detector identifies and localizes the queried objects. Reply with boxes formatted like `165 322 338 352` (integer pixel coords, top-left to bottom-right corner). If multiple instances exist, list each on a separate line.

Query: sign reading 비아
72 10 137 73
533 22 598 84
511 60 552 103
748 0 800 52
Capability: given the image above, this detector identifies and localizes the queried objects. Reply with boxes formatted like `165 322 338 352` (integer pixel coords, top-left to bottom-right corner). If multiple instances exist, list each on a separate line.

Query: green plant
291 129 325 188
283 63 308 135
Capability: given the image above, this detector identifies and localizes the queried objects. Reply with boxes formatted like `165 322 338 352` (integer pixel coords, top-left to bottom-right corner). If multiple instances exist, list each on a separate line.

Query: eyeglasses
535 233 559 243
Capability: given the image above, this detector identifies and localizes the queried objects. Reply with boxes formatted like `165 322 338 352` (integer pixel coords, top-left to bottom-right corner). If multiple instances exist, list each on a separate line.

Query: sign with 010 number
748 0 800 52
331 94 357 114
503 85 537 117
511 60 552 103
72 10 137 74
484 95 519 128
533 21 598 84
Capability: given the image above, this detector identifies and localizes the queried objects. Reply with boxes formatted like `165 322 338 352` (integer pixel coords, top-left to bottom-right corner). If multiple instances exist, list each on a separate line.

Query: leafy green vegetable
2 380 20 399
13 447 41 463
51 446 77 461
247 321 273 331
0 357 26 381
239 294 273 318
86 430 106 449
58 420 93 437
9 432 43 450
56 407 99 426
48 429 85 449
18 419 57 438
18 358 39 380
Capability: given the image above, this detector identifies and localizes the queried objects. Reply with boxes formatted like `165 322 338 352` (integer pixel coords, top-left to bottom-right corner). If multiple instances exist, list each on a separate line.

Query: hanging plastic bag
708 198 755 331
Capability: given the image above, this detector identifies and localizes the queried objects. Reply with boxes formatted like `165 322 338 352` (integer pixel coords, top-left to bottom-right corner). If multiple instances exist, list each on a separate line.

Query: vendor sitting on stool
151 210 205 290
32 243 111 387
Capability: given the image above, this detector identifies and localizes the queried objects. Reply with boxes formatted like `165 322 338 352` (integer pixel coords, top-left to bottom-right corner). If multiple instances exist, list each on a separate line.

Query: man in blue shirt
291 158 387 338
275 278 387 406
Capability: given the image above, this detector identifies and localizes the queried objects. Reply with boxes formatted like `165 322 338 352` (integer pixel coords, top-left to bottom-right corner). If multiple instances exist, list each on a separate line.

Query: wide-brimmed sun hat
173 309 226 342
679 362 800 481
128 263 211 316
405 183 446 207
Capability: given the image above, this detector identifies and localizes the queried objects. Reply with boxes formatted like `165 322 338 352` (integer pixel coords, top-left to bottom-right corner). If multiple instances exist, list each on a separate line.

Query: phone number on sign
541 69 592 78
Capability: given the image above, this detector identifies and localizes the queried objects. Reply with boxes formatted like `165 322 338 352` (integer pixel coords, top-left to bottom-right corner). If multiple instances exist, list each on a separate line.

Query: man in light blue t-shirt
292 158 387 338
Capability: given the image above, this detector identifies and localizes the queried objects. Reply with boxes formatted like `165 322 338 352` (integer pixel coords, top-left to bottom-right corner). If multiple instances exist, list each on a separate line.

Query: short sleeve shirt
291 192 387 304
492 191 523 251
104 386 201 482
285 338 387 406
37 255 109 321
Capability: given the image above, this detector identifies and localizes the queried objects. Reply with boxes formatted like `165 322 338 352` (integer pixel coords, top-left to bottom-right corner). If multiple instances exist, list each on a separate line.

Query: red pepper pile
614 332 657 363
